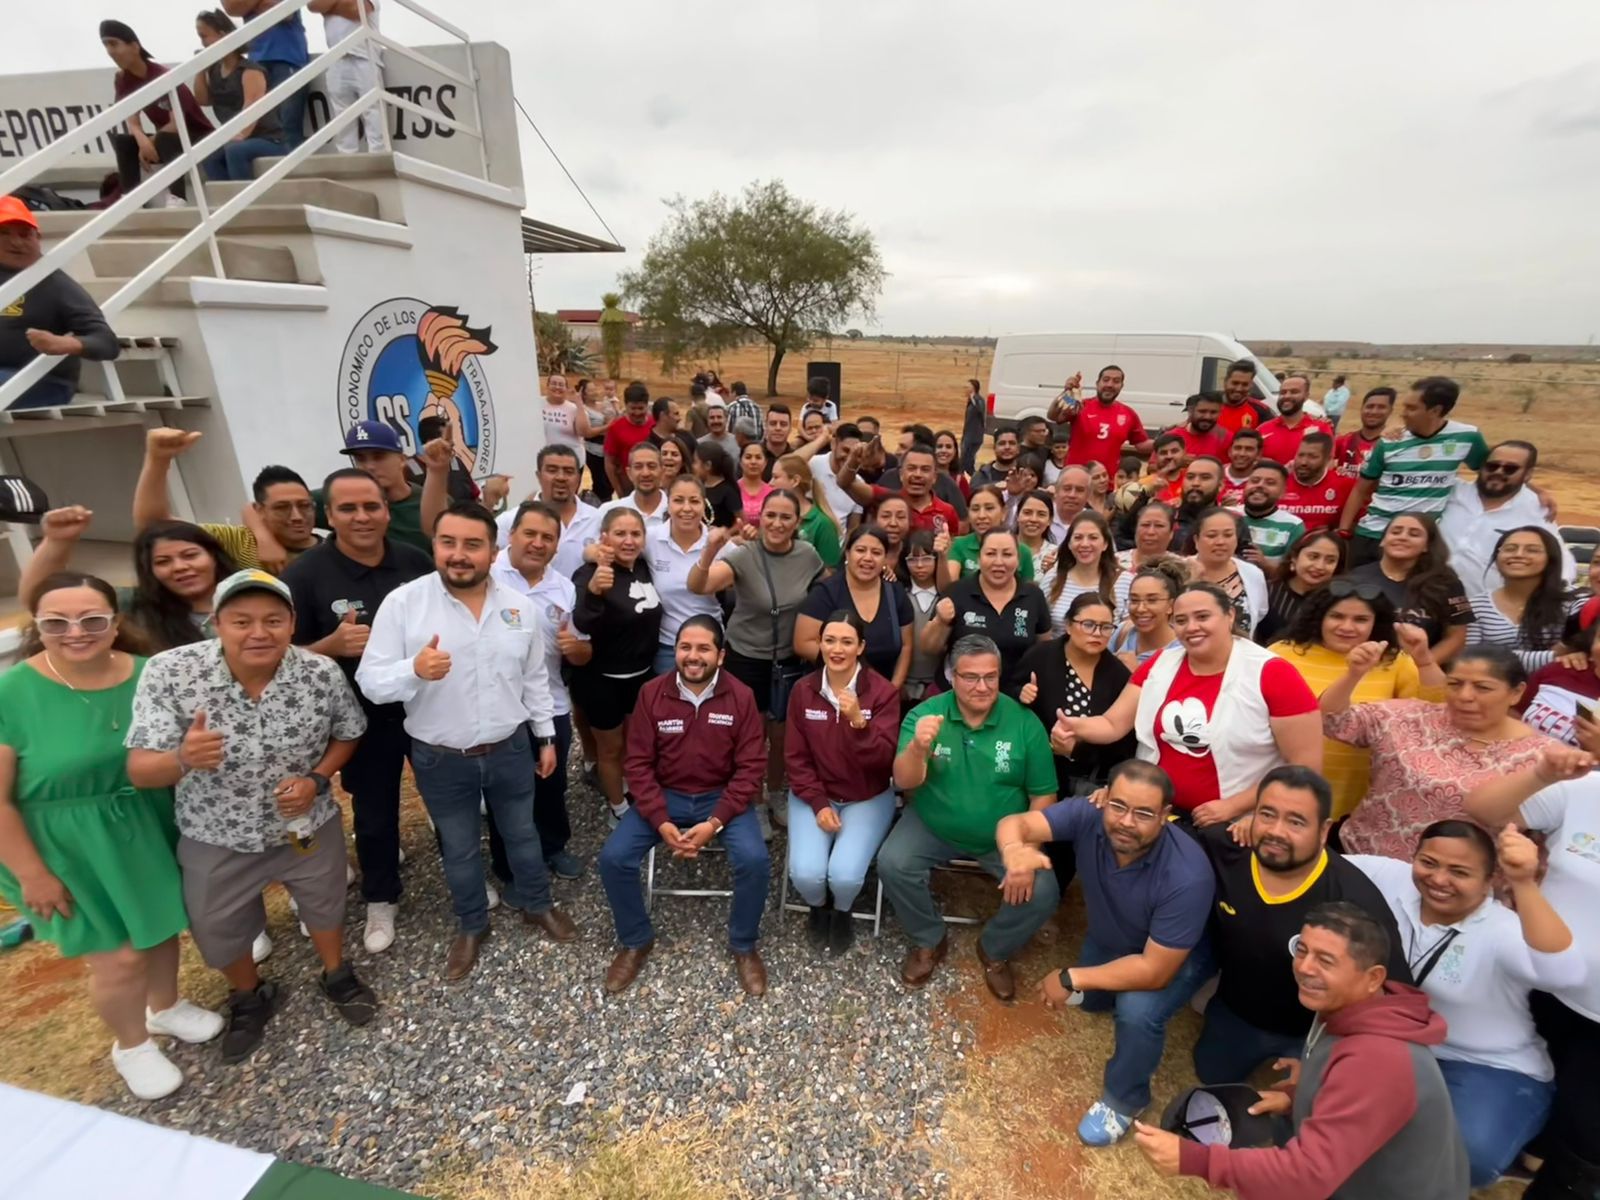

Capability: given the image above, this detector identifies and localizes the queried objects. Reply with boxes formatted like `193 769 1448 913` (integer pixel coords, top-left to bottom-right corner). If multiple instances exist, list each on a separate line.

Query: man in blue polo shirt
223 1 310 146
995 759 1214 1148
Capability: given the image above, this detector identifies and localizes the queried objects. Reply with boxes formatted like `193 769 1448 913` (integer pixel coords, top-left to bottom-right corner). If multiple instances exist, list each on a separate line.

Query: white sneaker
145 999 224 1044
767 792 789 828
486 881 500 911
287 895 309 937
346 860 357 886
363 901 398 954
398 846 407 866
251 930 274 963
111 1039 183 1100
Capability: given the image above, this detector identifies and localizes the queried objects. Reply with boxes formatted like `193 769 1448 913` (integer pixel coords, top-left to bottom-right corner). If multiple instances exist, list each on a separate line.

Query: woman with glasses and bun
1268 580 1446 822
0 573 221 1100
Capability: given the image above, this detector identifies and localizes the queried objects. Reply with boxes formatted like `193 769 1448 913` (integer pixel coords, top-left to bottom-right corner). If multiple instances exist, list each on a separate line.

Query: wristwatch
1057 968 1080 998
307 772 331 796
536 735 556 751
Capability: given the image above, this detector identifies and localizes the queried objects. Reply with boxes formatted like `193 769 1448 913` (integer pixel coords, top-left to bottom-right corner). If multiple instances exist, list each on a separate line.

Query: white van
984 332 1280 431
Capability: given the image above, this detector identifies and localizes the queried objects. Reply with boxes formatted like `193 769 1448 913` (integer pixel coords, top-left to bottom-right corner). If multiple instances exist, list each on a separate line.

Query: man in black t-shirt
1192 765 1410 1084
283 468 434 957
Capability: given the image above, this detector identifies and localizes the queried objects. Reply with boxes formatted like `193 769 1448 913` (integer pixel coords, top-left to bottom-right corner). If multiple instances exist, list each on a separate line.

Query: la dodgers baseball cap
341 420 405 454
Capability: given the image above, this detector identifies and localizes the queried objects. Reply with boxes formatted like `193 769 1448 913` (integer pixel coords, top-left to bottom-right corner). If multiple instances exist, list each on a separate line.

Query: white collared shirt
675 669 721 712
356 572 556 748
646 524 725 646
818 665 860 714
599 490 670 528
496 498 602 582
1438 479 1575 591
488 559 588 716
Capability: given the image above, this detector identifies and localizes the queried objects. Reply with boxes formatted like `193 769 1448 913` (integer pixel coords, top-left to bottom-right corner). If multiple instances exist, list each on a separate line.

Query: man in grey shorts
127 569 376 1063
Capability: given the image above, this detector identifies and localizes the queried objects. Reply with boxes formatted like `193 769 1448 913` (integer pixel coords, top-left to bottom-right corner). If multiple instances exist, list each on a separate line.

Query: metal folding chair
643 843 734 912
930 858 992 926
777 872 886 935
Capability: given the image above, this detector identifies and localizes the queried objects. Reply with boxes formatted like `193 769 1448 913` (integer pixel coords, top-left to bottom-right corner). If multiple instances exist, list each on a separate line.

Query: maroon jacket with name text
784 668 900 812
624 670 766 830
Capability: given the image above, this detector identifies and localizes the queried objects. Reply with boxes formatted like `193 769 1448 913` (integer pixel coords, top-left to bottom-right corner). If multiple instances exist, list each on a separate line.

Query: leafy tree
598 292 629 379
846 328 863 340
621 180 885 396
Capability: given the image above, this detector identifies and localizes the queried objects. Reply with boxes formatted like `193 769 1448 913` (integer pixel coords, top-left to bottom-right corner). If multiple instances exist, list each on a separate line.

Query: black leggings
109 131 187 200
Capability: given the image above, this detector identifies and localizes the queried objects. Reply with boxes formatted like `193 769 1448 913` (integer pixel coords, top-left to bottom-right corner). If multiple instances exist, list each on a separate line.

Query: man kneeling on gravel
127 570 377 1063
598 616 771 996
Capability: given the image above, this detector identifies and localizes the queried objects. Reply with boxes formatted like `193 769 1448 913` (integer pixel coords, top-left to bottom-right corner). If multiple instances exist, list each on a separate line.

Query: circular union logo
337 297 498 476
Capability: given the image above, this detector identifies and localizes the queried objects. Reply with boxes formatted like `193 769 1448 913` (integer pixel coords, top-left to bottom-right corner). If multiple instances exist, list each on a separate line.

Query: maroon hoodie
783 668 900 813
1178 982 1468 1200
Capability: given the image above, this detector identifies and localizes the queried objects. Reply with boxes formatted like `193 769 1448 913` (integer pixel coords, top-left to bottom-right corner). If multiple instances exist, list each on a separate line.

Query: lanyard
1407 926 1461 987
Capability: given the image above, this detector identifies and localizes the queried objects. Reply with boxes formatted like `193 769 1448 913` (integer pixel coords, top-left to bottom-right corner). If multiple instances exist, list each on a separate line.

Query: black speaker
806 361 842 411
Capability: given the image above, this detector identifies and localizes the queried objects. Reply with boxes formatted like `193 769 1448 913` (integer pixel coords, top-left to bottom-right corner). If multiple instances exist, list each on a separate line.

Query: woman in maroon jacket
784 611 901 955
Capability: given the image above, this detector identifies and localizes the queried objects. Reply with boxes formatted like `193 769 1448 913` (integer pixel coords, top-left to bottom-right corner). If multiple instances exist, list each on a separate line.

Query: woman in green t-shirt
946 486 1035 583
0 573 220 1100
773 453 842 570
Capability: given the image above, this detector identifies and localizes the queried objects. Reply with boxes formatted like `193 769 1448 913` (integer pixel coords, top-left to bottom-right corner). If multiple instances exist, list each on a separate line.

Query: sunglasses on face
36 614 115 635
1327 579 1384 602
1481 461 1523 475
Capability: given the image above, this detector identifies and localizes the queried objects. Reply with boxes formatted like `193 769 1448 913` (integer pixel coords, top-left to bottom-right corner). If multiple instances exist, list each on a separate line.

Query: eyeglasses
905 554 935 564
1105 799 1163 825
35 614 115 635
953 671 999 687
1481 461 1524 475
1327 579 1384 602
1072 620 1116 635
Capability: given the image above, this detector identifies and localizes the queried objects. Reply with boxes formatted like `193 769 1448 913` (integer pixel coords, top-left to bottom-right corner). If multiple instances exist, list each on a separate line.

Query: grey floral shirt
125 641 367 853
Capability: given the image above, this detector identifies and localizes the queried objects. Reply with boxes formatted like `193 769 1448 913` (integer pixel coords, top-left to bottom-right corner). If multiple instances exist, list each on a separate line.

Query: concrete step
203 177 380 219
87 237 301 284
37 204 404 240
251 151 397 181
81 276 329 311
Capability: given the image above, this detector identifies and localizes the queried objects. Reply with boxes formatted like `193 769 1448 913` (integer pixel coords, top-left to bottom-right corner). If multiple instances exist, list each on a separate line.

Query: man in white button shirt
488 444 600 578
809 422 865 534
1439 440 1572 591
598 441 669 527
358 501 578 981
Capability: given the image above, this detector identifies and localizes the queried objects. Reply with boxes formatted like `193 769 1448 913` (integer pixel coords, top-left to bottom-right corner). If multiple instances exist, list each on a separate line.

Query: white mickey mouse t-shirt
1129 653 1317 811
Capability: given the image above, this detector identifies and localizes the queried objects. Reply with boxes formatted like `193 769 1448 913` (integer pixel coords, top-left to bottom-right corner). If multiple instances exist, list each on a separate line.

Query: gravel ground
104 764 965 1198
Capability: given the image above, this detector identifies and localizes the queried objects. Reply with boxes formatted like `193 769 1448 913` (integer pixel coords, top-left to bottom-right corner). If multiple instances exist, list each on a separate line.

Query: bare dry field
615 340 1600 522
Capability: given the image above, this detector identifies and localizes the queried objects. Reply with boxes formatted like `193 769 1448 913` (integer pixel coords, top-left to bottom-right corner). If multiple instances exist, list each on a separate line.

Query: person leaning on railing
99 20 214 204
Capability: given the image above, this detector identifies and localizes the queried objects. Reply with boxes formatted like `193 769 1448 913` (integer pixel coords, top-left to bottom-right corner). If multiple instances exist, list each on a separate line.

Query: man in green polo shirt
881 633 1059 1001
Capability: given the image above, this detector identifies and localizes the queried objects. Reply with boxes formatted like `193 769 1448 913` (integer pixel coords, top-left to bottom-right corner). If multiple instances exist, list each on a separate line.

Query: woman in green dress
0 573 222 1099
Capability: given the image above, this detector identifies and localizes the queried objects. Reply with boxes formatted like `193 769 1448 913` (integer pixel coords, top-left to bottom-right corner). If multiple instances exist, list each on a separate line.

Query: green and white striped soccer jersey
1356 421 1488 540
1242 508 1307 565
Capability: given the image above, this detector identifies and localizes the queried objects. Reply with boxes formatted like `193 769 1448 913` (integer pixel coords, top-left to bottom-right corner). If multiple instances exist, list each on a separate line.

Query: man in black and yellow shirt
1193 765 1409 1084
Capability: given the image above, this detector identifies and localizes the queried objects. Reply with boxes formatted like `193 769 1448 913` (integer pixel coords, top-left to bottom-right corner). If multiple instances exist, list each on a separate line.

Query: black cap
0 476 49 524
1161 1084 1281 1149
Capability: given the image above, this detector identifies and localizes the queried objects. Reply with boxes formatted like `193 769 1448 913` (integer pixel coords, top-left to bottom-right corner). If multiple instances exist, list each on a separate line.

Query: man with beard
1188 767 1409 1084
972 427 1023 489
488 444 601 578
1220 428 1262 506
284 468 433 955
600 442 669 526
999 759 1214 1146
1237 461 1305 571
838 442 962 534
1439 439 1573 588
758 403 793 478
1257 374 1333 466
1173 393 1233 461
1116 432 1187 512
602 381 655 497
1279 432 1355 533
1334 387 1396 476
1215 359 1274 436
1168 457 1226 551
1047 364 1154 474
358 502 577 981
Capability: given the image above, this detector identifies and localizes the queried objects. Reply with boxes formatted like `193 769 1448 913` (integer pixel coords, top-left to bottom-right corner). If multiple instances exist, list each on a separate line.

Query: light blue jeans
785 788 897 910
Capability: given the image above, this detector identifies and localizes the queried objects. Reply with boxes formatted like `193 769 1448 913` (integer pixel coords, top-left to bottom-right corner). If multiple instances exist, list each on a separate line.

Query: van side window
1199 356 1231 392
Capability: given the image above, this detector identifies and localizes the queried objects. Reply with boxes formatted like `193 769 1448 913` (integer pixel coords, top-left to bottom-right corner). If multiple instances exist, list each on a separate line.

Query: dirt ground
613 340 1600 523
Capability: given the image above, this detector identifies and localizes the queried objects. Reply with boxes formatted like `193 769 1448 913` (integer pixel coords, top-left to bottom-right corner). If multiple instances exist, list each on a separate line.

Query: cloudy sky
8 1 1600 342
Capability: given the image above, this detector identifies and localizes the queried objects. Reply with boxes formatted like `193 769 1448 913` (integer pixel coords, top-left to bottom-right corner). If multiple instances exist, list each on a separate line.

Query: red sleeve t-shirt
1278 469 1354 532
1066 399 1147 473
1256 417 1333 466
1176 426 1233 460
1129 654 1318 810
1334 430 1379 476
603 416 654 465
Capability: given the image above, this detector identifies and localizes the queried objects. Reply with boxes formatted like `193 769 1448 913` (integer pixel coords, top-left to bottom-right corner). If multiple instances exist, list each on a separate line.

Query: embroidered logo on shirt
1013 610 1030 637
1 297 23 318
962 611 984 628
1563 831 1600 865
805 707 830 721
708 712 735 726
500 608 524 629
657 718 685 734
994 740 1013 774
330 598 367 617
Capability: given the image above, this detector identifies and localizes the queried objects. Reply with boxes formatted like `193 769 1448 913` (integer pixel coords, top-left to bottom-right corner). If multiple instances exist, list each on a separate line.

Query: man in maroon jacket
597 615 770 996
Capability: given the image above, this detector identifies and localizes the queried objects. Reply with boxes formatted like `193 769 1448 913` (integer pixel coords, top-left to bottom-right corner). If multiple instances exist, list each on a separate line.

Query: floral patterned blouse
1325 699 1554 860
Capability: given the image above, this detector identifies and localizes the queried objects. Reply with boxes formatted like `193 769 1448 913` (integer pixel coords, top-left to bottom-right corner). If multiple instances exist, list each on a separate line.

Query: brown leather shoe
604 942 654 993
976 942 1016 1002
900 935 949 988
445 928 490 982
523 906 578 943
732 949 768 997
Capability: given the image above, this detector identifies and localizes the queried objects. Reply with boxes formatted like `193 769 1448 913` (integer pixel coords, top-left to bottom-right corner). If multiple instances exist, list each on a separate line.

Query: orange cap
0 196 38 230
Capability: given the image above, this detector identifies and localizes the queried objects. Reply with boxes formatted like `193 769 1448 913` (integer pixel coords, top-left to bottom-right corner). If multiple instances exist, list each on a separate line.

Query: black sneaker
806 905 830 952
828 907 856 957
320 963 378 1026
220 980 279 1064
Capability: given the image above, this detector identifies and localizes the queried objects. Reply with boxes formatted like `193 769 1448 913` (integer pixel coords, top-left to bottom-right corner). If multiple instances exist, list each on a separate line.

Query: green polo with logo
897 690 1057 854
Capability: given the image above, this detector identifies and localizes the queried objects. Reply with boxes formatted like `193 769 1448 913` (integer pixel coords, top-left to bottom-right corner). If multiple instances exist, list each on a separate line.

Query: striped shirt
1241 508 1306 566
1465 591 1583 671
1356 420 1489 539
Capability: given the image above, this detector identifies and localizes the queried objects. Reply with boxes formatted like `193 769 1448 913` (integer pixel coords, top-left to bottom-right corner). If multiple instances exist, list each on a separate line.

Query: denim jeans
0 368 74 411
785 788 897 910
340 707 410 904
1192 993 1306 1085
259 59 308 148
876 805 1060 960
598 789 769 952
203 136 287 182
652 644 677 677
1438 1058 1554 1188
410 728 552 934
1078 933 1215 1115
488 715 573 876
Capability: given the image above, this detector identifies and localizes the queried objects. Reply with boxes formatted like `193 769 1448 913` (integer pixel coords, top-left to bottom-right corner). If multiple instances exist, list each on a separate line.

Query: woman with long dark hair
1467 525 1582 669
933 429 972 501
1041 510 1120 635
948 486 1035 582
795 525 913 688
192 9 287 182
1253 528 1344 647
1346 512 1473 661
692 441 742 528
0 573 221 1099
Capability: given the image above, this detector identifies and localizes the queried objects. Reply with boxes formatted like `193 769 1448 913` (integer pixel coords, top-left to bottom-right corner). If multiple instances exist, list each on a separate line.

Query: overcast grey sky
9 1 1600 341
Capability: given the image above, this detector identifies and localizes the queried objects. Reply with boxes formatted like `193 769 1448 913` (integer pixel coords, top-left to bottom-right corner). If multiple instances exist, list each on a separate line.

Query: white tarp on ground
0 1082 273 1200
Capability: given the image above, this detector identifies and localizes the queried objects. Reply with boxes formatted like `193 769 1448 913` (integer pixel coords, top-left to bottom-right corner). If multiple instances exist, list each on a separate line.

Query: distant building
557 308 642 343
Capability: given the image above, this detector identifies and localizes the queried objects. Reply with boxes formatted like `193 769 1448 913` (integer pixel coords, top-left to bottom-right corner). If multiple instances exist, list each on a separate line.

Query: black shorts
570 667 652 732
724 649 808 721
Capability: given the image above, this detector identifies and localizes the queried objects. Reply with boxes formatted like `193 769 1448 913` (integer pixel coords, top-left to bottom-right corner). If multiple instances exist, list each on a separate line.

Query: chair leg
644 844 656 914
872 878 884 937
778 869 790 925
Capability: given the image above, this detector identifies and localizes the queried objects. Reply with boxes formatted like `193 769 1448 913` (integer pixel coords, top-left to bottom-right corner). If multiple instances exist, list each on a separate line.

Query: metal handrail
0 0 487 411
